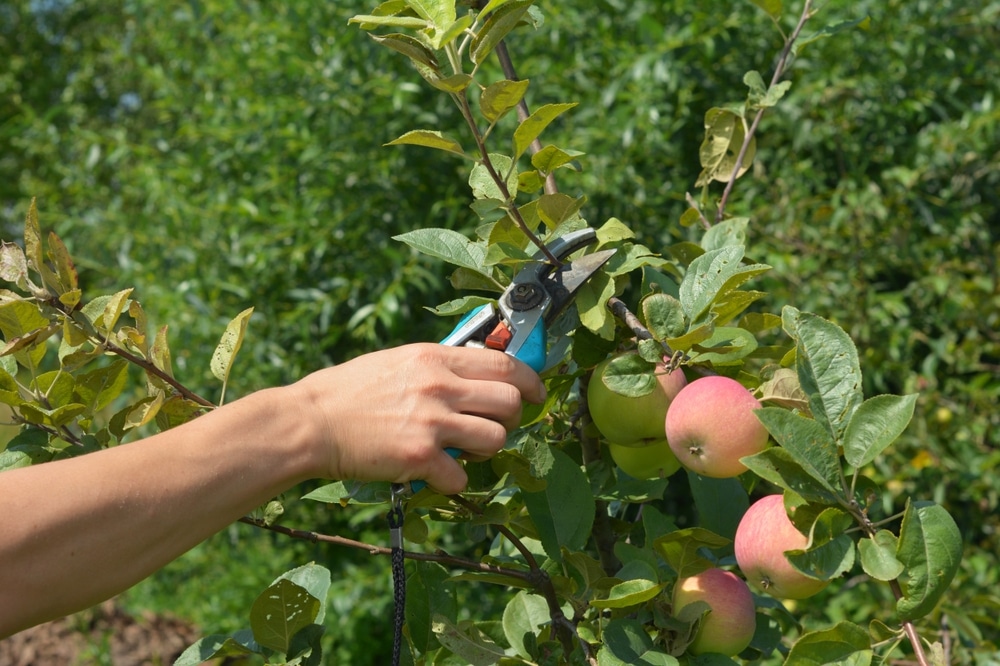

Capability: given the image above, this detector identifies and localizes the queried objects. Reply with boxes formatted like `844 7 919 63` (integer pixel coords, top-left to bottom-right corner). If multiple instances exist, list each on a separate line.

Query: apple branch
715 0 815 223
449 493 580 656
239 515 535 583
52 299 215 408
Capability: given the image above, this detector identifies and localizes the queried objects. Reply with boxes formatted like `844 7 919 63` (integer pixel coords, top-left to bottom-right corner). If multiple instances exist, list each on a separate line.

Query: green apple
672 567 756 656
665 375 769 478
608 439 681 479
588 353 687 445
734 494 830 600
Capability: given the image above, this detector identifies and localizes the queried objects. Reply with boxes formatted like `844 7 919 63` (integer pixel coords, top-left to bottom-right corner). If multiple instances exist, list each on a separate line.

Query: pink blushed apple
672 567 756 656
734 494 830 600
665 375 769 478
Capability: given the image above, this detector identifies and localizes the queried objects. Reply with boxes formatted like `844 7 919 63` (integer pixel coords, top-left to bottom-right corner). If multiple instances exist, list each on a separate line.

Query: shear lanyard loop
388 483 407 666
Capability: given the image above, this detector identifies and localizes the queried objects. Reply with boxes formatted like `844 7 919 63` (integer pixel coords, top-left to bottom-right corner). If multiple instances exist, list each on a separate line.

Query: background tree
1 0 997 663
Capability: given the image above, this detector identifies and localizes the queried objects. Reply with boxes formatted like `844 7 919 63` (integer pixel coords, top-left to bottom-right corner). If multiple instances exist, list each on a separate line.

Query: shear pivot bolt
508 284 544 311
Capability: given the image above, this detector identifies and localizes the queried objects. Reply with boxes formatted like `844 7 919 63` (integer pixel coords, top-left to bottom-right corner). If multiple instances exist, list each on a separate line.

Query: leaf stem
452 91 559 265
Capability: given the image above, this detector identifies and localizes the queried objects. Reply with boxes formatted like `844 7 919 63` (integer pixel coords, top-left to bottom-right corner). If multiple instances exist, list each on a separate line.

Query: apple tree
0 1 977 664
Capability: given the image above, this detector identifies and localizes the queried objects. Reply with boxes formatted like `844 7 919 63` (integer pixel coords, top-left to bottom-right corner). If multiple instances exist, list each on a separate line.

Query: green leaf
423 71 474 93
701 217 749 252
480 79 530 123
211 307 254 387
687 325 758 365
743 70 767 99
393 228 488 273
785 621 872 666
695 106 756 187
275 564 331 624
0 242 29 289
407 0 455 26
428 296 494 317
470 153 518 200
478 0 518 16
369 33 438 69
470 0 534 65
503 591 550 660
0 449 32 473
754 407 842 497
858 530 905 582
652 527 730 578
173 631 259 665
575 270 617 340
842 394 918 468
591 579 666 610
740 447 842 505
785 308 863 442
536 193 585 228
711 289 767 327
598 619 678 666
641 293 686 341
679 245 770 324
895 500 963 621
432 614 506 666
786 507 856 581
429 13 472 50
599 352 657 398
0 299 50 342
348 14 430 31
522 446 595 562
686 472 748 544
532 145 585 173
665 321 715 352
512 102 578 162
746 0 782 20
75 359 129 414
793 16 872 56
46 231 78 296
250 578 321 654
407 562 457 652
385 129 467 158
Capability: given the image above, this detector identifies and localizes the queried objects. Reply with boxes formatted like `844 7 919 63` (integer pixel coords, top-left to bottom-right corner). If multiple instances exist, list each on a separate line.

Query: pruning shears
401 227 615 494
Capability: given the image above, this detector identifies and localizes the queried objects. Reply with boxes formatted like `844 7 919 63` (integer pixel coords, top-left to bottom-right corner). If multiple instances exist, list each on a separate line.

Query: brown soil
0 600 199 666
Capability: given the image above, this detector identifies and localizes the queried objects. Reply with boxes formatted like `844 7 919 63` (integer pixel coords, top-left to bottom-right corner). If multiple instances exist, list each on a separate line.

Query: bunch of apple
588 353 832 656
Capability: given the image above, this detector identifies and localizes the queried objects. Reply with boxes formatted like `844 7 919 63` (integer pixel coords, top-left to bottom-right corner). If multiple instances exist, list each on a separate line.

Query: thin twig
55 303 215 408
578 374 622 576
495 41 559 195
716 0 815 222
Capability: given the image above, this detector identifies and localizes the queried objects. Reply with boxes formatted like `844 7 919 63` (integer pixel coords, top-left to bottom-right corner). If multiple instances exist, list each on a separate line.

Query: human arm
0 343 545 637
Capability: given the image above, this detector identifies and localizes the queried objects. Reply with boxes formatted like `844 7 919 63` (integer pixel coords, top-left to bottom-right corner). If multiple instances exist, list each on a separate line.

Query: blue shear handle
513 317 547 373
408 310 547 493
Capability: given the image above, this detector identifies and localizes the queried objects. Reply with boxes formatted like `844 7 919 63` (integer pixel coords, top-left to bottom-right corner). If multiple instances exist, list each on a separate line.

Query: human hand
291 343 546 494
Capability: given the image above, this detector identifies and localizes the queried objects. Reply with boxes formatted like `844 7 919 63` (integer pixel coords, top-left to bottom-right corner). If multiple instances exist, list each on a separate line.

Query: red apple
588 353 687 446
672 567 756 656
665 375 769 478
734 494 830 600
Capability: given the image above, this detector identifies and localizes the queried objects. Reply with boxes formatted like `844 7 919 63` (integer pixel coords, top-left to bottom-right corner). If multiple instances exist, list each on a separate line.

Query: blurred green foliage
2 0 997 662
